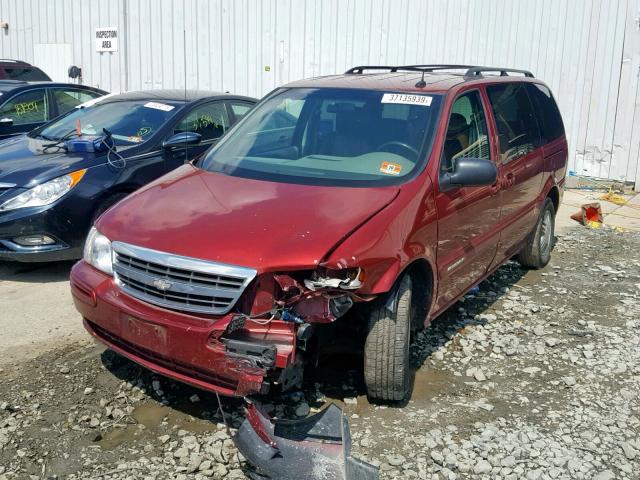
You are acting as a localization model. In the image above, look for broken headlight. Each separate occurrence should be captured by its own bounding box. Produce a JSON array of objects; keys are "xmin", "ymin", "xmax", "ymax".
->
[{"xmin": 304, "ymin": 267, "xmax": 364, "ymax": 291}]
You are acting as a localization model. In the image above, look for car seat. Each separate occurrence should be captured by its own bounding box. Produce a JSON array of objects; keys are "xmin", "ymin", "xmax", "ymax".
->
[{"xmin": 442, "ymin": 113, "xmax": 469, "ymax": 171}]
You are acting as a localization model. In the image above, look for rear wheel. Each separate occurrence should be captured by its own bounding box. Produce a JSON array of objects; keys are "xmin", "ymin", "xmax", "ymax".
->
[
  {"xmin": 517, "ymin": 197, "xmax": 555, "ymax": 269},
  {"xmin": 364, "ymin": 274, "xmax": 413, "ymax": 402}
]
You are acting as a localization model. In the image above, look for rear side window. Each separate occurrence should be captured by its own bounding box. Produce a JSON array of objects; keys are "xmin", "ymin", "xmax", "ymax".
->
[
  {"xmin": 3, "ymin": 67, "xmax": 50, "ymax": 81},
  {"xmin": 526, "ymin": 83, "xmax": 564, "ymax": 144},
  {"xmin": 487, "ymin": 83, "xmax": 541, "ymax": 163},
  {"xmin": 53, "ymin": 88, "xmax": 103, "ymax": 115},
  {"xmin": 229, "ymin": 102, "xmax": 253, "ymax": 121}
]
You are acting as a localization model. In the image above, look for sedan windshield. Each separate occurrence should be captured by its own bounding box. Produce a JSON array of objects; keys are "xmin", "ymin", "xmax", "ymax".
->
[
  {"xmin": 201, "ymin": 88, "xmax": 443, "ymax": 186},
  {"xmin": 31, "ymin": 100, "xmax": 180, "ymax": 146}
]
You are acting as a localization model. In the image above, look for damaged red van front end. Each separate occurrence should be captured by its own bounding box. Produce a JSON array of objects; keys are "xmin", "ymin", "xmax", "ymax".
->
[{"xmin": 70, "ymin": 164, "xmax": 402, "ymax": 397}]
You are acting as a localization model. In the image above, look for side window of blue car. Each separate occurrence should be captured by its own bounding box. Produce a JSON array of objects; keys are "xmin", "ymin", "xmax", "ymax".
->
[
  {"xmin": 174, "ymin": 102, "xmax": 229, "ymax": 142},
  {"xmin": 52, "ymin": 88, "xmax": 103, "ymax": 116},
  {"xmin": 0, "ymin": 90, "xmax": 49, "ymax": 125}
]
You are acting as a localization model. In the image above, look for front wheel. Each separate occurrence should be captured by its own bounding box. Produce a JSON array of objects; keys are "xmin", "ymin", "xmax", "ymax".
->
[
  {"xmin": 517, "ymin": 197, "xmax": 555, "ymax": 269},
  {"xmin": 364, "ymin": 274, "xmax": 413, "ymax": 402}
]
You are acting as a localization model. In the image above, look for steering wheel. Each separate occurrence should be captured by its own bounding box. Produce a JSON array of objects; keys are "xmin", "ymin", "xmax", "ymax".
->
[{"xmin": 377, "ymin": 141, "xmax": 419, "ymax": 157}]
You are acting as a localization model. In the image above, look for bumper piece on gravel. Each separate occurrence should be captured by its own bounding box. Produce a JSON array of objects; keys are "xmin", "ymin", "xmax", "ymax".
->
[{"xmin": 234, "ymin": 400, "xmax": 379, "ymax": 480}]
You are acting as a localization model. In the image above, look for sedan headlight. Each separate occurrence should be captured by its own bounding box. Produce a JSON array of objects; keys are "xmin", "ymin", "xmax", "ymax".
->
[
  {"xmin": 83, "ymin": 227, "xmax": 113, "ymax": 275},
  {"xmin": 0, "ymin": 169, "xmax": 86, "ymax": 211}
]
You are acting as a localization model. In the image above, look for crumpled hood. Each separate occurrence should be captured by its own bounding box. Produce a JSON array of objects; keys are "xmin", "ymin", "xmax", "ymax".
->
[
  {"xmin": 97, "ymin": 164, "xmax": 400, "ymax": 271},
  {"xmin": 0, "ymin": 135, "xmax": 105, "ymax": 187}
]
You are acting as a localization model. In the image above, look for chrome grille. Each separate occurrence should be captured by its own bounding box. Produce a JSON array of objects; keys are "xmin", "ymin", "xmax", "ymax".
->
[{"xmin": 112, "ymin": 242, "xmax": 257, "ymax": 315}]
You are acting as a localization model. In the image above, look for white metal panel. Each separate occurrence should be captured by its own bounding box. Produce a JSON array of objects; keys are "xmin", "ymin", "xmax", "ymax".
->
[
  {"xmin": 0, "ymin": 0, "xmax": 638, "ymax": 184},
  {"xmin": 33, "ymin": 43, "xmax": 72, "ymax": 81},
  {"xmin": 620, "ymin": 0, "xmax": 640, "ymax": 188}
]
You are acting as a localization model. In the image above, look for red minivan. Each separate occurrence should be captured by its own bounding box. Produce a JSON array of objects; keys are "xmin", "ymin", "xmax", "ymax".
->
[{"xmin": 71, "ymin": 65, "xmax": 567, "ymax": 402}]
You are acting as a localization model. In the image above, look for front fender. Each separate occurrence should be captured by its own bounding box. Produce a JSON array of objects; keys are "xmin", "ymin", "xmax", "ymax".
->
[{"xmin": 322, "ymin": 176, "xmax": 438, "ymax": 295}]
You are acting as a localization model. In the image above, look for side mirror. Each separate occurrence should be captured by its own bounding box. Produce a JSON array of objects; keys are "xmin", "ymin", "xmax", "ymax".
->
[
  {"xmin": 440, "ymin": 157, "xmax": 498, "ymax": 192},
  {"xmin": 0, "ymin": 117, "xmax": 14, "ymax": 127},
  {"xmin": 162, "ymin": 131, "xmax": 202, "ymax": 149}
]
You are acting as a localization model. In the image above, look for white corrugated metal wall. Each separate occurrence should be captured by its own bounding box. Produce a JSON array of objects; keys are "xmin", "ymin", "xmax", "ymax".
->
[{"xmin": 0, "ymin": 0, "xmax": 639, "ymax": 187}]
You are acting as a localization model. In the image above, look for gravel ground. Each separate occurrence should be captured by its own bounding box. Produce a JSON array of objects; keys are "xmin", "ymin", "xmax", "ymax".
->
[{"xmin": 1, "ymin": 225, "xmax": 639, "ymax": 480}]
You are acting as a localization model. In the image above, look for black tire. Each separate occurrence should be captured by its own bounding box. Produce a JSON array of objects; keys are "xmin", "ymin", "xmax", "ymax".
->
[
  {"xmin": 517, "ymin": 197, "xmax": 555, "ymax": 269},
  {"xmin": 364, "ymin": 274, "xmax": 413, "ymax": 402}
]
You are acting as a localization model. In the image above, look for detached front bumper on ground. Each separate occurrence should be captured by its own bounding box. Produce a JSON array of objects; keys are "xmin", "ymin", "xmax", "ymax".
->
[{"xmin": 234, "ymin": 400, "xmax": 379, "ymax": 480}]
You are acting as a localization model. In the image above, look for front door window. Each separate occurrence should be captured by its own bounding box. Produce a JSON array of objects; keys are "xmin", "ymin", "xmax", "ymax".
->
[
  {"xmin": 441, "ymin": 90, "xmax": 491, "ymax": 173},
  {"xmin": 174, "ymin": 102, "xmax": 229, "ymax": 142},
  {"xmin": 0, "ymin": 90, "xmax": 48, "ymax": 126}
]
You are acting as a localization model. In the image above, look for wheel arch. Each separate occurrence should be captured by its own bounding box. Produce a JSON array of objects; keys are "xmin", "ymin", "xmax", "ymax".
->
[
  {"xmin": 90, "ymin": 186, "xmax": 137, "ymax": 224},
  {"xmin": 373, "ymin": 257, "xmax": 436, "ymax": 332},
  {"xmin": 546, "ymin": 184, "xmax": 560, "ymax": 214},
  {"xmin": 403, "ymin": 258, "xmax": 435, "ymax": 331}
]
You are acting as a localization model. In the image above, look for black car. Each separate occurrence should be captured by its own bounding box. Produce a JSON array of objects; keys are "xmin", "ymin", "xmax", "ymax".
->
[
  {"xmin": 0, "ymin": 80, "xmax": 107, "ymax": 138},
  {"xmin": 0, "ymin": 89, "xmax": 256, "ymax": 261}
]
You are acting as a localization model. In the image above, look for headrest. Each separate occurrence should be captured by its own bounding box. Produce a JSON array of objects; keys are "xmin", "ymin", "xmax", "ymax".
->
[{"xmin": 447, "ymin": 113, "xmax": 468, "ymax": 137}]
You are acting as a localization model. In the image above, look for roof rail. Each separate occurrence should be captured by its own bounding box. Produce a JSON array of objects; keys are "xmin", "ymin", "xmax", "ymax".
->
[
  {"xmin": 345, "ymin": 65, "xmax": 426, "ymax": 74},
  {"xmin": 464, "ymin": 66, "xmax": 534, "ymax": 78},
  {"xmin": 401, "ymin": 64, "xmax": 477, "ymax": 71},
  {"xmin": 0, "ymin": 59, "xmax": 29, "ymax": 64},
  {"xmin": 345, "ymin": 64, "xmax": 534, "ymax": 78}
]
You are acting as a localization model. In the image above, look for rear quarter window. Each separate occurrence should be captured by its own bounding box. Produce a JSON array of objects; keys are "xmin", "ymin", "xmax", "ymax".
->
[
  {"xmin": 525, "ymin": 83, "xmax": 565, "ymax": 144},
  {"xmin": 53, "ymin": 88, "xmax": 103, "ymax": 115}
]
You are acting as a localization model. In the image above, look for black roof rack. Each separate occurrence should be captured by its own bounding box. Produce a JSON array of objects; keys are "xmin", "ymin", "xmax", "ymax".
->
[
  {"xmin": 464, "ymin": 66, "xmax": 534, "ymax": 78},
  {"xmin": 345, "ymin": 64, "xmax": 534, "ymax": 78}
]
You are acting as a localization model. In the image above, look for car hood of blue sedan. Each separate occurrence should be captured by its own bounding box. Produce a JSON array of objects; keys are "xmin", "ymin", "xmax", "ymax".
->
[{"xmin": 0, "ymin": 134, "xmax": 116, "ymax": 188}]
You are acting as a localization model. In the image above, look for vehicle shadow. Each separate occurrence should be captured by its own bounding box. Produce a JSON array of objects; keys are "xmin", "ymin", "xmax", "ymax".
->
[
  {"xmin": 0, "ymin": 260, "xmax": 74, "ymax": 283},
  {"xmin": 99, "ymin": 348, "xmax": 248, "ymax": 428}
]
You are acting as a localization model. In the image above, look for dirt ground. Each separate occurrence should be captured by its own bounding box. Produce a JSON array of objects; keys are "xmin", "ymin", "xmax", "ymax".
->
[
  {"xmin": 0, "ymin": 261, "xmax": 83, "ymax": 365},
  {"xmin": 1, "ymin": 224, "xmax": 639, "ymax": 480}
]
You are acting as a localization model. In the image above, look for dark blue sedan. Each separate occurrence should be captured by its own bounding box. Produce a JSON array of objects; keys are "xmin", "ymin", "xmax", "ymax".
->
[{"xmin": 0, "ymin": 90, "xmax": 256, "ymax": 262}]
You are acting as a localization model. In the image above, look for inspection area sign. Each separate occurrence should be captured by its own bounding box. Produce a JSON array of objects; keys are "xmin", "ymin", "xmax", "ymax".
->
[{"xmin": 95, "ymin": 27, "xmax": 118, "ymax": 52}]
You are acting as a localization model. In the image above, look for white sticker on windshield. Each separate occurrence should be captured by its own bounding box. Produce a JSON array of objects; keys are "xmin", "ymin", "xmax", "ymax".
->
[
  {"xmin": 381, "ymin": 93, "xmax": 432, "ymax": 106},
  {"xmin": 144, "ymin": 101, "xmax": 175, "ymax": 112}
]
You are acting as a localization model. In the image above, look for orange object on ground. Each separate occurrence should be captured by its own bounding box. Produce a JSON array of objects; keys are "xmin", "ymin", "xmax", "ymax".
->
[{"xmin": 571, "ymin": 202, "xmax": 603, "ymax": 225}]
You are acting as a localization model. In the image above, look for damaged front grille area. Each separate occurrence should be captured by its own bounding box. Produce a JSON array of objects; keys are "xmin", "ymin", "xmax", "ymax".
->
[{"xmin": 112, "ymin": 241, "xmax": 257, "ymax": 315}]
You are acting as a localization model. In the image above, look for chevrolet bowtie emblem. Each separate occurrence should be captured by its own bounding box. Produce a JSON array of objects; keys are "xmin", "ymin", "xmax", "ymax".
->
[{"xmin": 153, "ymin": 278, "xmax": 172, "ymax": 291}]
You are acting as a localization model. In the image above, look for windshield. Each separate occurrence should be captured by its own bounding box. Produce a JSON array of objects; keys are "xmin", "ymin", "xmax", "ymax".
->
[
  {"xmin": 200, "ymin": 88, "xmax": 443, "ymax": 186},
  {"xmin": 32, "ymin": 100, "xmax": 180, "ymax": 146}
]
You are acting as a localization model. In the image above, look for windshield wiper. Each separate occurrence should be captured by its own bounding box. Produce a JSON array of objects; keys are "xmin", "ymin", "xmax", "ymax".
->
[
  {"xmin": 31, "ymin": 133, "xmax": 54, "ymax": 141},
  {"xmin": 41, "ymin": 129, "xmax": 79, "ymax": 153}
]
